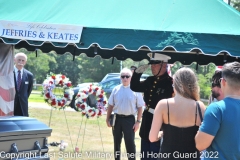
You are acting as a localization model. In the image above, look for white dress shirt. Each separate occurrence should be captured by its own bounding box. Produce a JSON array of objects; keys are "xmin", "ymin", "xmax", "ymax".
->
[
  {"xmin": 14, "ymin": 66, "xmax": 23, "ymax": 81},
  {"xmin": 108, "ymin": 84, "xmax": 145, "ymax": 115}
]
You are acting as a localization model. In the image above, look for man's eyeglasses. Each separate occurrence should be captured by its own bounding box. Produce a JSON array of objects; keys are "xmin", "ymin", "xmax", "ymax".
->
[{"xmin": 121, "ymin": 75, "xmax": 130, "ymax": 79}]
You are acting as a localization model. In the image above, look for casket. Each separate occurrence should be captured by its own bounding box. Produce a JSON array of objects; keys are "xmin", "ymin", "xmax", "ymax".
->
[{"xmin": 0, "ymin": 116, "xmax": 52, "ymax": 160}]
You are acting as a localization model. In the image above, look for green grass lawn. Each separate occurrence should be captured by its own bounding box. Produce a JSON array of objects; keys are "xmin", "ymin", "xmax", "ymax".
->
[
  {"xmin": 29, "ymin": 95, "xmax": 141, "ymax": 160},
  {"xmin": 29, "ymin": 93, "xmax": 45, "ymax": 102},
  {"xmin": 30, "ymin": 88, "xmax": 66, "ymax": 103}
]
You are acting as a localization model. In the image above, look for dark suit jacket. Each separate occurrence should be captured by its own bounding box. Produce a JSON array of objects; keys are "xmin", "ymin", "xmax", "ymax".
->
[
  {"xmin": 14, "ymin": 68, "xmax": 33, "ymax": 116},
  {"xmin": 130, "ymin": 71, "xmax": 173, "ymax": 141}
]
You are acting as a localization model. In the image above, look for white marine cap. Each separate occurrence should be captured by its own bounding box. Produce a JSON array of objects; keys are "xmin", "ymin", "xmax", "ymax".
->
[{"xmin": 147, "ymin": 53, "xmax": 171, "ymax": 64}]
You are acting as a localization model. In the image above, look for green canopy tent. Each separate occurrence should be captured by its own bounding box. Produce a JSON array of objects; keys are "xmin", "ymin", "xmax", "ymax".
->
[{"xmin": 0, "ymin": 0, "xmax": 240, "ymax": 65}]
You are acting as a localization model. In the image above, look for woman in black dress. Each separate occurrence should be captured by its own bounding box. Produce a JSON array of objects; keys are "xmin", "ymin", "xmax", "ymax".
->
[{"xmin": 149, "ymin": 67, "xmax": 206, "ymax": 160}]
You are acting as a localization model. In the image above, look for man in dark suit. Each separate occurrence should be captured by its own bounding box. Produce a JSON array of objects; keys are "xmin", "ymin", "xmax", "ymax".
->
[{"xmin": 14, "ymin": 52, "xmax": 33, "ymax": 116}]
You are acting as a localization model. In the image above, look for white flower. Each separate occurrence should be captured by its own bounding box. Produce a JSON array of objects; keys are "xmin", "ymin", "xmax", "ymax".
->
[
  {"xmin": 75, "ymin": 84, "xmax": 108, "ymax": 118},
  {"xmin": 42, "ymin": 73, "xmax": 73, "ymax": 109}
]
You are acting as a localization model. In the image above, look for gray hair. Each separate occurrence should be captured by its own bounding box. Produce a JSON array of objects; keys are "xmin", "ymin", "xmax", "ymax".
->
[
  {"xmin": 15, "ymin": 52, "xmax": 28, "ymax": 61},
  {"xmin": 173, "ymin": 67, "xmax": 200, "ymax": 101},
  {"xmin": 222, "ymin": 62, "xmax": 240, "ymax": 90},
  {"xmin": 120, "ymin": 68, "xmax": 132, "ymax": 76}
]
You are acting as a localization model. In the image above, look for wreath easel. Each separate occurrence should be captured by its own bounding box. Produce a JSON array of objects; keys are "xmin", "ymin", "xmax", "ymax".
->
[
  {"xmin": 74, "ymin": 84, "xmax": 108, "ymax": 154},
  {"xmin": 42, "ymin": 73, "xmax": 75, "ymax": 150},
  {"xmin": 43, "ymin": 76, "xmax": 108, "ymax": 155}
]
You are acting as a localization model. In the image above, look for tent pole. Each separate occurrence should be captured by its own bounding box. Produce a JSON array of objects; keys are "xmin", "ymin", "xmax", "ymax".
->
[
  {"xmin": 120, "ymin": 61, "xmax": 122, "ymax": 72},
  {"xmin": 223, "ymin": 53, "xmax": 227, "ymax": 64},
  {"xmin": 73, "ymin": 46, "xmax": 76, "ymax": 61},
  {"xmin": 112, "ymin": 57, "xmax": 115, "ymax": 64},
  {"xmin": 195, "ymin": 52, "xmax": 199, "ymax": 72},
  {"xmin": 94, "ymin": 44, "xmax": 98, "ymax": 54}
]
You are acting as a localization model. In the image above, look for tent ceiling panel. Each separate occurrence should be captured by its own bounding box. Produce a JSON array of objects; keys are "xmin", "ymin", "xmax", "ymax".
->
[{"xmin": 1, "ymin": 0, "xmax": 240, "ymax": 65}]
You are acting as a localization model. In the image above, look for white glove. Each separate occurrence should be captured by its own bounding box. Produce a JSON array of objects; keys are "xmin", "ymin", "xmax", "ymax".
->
[{"xmin": 135, "ymin": 65, "xmax": 149, "ymax": 73}]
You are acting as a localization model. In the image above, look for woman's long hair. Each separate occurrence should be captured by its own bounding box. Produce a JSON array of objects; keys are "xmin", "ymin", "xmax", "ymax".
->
[{"xmin": 173, "ymin": 68, "xmax": 200, "ymax": 101}]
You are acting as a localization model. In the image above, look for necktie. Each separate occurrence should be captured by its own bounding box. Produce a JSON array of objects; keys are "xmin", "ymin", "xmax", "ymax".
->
[{"xmin": 17, "ymin": 70, "xmax": 22, "ymax": 91}]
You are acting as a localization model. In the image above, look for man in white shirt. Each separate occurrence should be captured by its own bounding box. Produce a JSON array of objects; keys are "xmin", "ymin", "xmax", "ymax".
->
[{"xmin": 106, "ymin": 68, "xmax": 145, "ymax": 160}]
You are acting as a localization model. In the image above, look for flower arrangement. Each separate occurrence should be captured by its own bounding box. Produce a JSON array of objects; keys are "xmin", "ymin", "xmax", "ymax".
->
[
  {"xmin": 42, "ymin": 73, "xmax": 74, "ymax": 109},
  {"xmin": 75, "ymin": 84, "xmax": 108, "ymax": 118}
]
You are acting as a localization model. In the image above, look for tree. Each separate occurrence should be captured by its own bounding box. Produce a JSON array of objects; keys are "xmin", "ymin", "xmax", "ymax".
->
[
  {"xmin": 233, "ymin": 0, "xmax": 240, "ymax": 11},
  {"xmin": 77, "ymin": 54, "xmax": 120, "ymax": 83},
  {"xmin": 225, "ymin": 0, "xmax": 240, "ymax": 11},
  {"xmin": 122, "ymin": 58, "xmax": 152, "ymax": 75},
  {"xmin": 24, "ymin": 50, "xmax": 57, "ymax": 84},
  {"xmin": 49, "ymin": 53, "xmax": 82, "ymax": 86},
  {"xmin": 170, "ymin": 62, "xmax": 216, "ymax": 99},
  {"xmin": 170, "ymin": 61, "xmax": 183, "ymax": 76},
  {"xmin": 15, "ymin": 48, "xmax": 217, "ymax": 100}
]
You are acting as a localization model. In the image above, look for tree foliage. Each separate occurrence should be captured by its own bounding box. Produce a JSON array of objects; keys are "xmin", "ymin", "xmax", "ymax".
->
[
  {"xmin": 122, "ymin": 58, "xmax": 152, "ymax": 75},
  {"xmin": 16, "ymin": 49, "xmax": 57, "ymax": 84},
  {"xmin": 171, "ymin": 62, "xmax": 216, "ymax": 99},
  {"xmin": 232, "ymin": 0, "xmax": 240, "ymax": 11},
  {"xmin": 14, "ymin": 49, "xmax": 217, "ymax": 99},
  {"xmin": 76, "ymin": 54, "xmax": 120, "ymax": 83}
]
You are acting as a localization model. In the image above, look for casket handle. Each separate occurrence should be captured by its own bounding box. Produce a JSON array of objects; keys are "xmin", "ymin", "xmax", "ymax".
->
[
  {"xmin": 11, "ymin": 143, "xmax": 18, "ymax": 153},
  {"xmin": 34, "ymin": 141, "xmax": 41, "ymax": 153}
]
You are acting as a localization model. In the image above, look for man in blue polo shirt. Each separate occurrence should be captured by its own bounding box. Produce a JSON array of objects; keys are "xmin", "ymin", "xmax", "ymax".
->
[{"xmin": 195, "ymin": 62, "xmax": 240, "ymax": 160}]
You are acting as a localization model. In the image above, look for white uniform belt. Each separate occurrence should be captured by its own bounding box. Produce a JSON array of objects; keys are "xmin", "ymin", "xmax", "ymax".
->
[{"xmin": 146, "ymin": 107, "xmax": 154, "ymax": 114}]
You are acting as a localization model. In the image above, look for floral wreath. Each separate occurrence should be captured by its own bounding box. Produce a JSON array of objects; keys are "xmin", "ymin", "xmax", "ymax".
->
[
  {"xmin": 75, "ymin": 84, "xmax": 108, "ymax": 118},
  {"xmin": 42, "ymin": 73, "xmax": 74, "ymax": 109}
]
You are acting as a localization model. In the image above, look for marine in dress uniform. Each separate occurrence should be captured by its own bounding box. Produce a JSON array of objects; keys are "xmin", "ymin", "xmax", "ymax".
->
[{"xmin": 130, "ymin": 53, "xmax": 174, "ymax": 160}]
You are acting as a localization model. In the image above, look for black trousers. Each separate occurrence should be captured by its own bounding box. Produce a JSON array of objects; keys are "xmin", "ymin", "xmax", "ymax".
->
[{"xmin": 112, "ymin": 115, "xmax": 136, "ymax": 160}]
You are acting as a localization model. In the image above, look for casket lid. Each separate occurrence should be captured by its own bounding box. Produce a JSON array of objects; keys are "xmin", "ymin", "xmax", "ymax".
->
[{"xmin": 0, "ymin": 116, "xmax": 52, "ymax": 137}]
